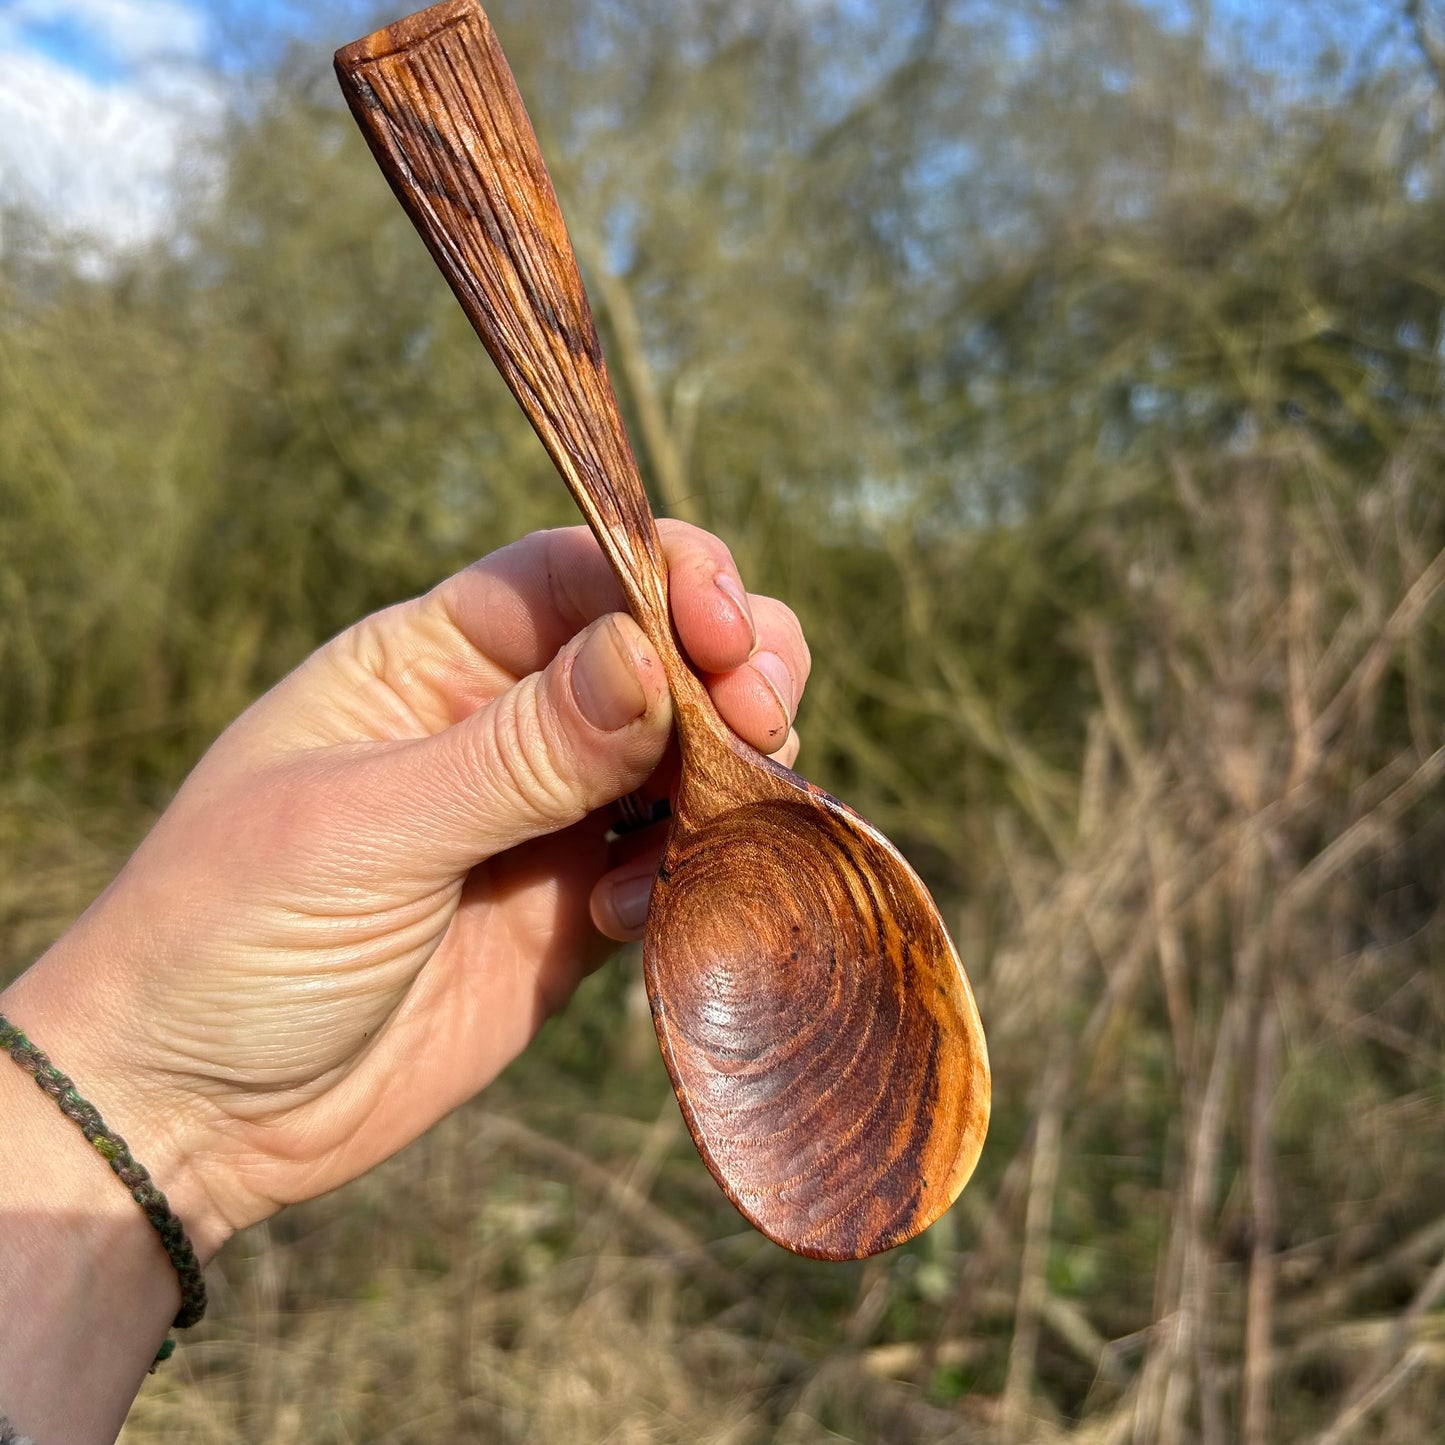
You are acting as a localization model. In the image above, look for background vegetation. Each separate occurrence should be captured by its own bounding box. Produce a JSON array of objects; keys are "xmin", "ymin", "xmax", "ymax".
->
[{"xmin": 3, "ymin": 0, "xmax": 1443, "ymax": 1439}]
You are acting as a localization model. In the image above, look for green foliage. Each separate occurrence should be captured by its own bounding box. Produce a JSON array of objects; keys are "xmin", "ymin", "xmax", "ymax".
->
[{"xmin": 3, "ymin": 1, "xmax": 1443, "ymax": 1440}]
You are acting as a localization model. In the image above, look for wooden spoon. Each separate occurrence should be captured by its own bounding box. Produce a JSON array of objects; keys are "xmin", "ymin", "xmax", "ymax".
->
[{"xmin": 336, "ymin": 0, "xmax": 989, "ymax": 1259}]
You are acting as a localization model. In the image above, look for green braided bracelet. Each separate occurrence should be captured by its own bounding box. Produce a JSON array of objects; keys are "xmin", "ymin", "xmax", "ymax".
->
[{"xmin": 0, "ymin": 1014, "xmax": 208, "ymax": 1343}]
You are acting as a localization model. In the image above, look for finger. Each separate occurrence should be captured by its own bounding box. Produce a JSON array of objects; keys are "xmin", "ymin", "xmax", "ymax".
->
[
  {"xmin": 432, "ymin": 520, "xmax": 757, "ymax": 681},
  {"xmin": 775, "ymin": 727, "xmax": 802, "ymax": 770},
  {"xmin": 664, "ymin": 532, "xmax": 757, "ymax": 674},
  {"xmin": 592, "ymin": 846, "xmax": 665, "ymax": 942},
  {"xmin": 380, "ymin": 613, "xmax": 675, "ymax": 870},
  {"xmin": 704, "ymin": 597, "xmax": 812, "ymax": 754},
  {"xmin": 621, "ymin": 736, "xmax": 682, "ymax": 822},
  {"xmin": 750, "ymin": 595, "xmax": 813, "ymax": 693}
]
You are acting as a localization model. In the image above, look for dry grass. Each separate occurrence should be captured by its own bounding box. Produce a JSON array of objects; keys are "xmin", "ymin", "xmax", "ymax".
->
[{"xmin": 0, "ymin": 438, "xmax": 1425, "ymax": 1443}]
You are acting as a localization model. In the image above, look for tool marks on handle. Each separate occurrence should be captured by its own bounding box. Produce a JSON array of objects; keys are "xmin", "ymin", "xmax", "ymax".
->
[{"xmin": 335, "ymin": 1, "xmax": 668, "ymax": 638}]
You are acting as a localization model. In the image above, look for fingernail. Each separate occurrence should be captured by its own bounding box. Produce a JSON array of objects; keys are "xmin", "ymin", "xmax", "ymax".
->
[
  {"xmin": 751, "ymin": 650, "xmax": 794, "ymax": 730},
  {"xmin": 572, "ymin": 618, "xmax": 649, "ymax": 732},
  {"xmin": 715, "ymin": 573, "xmax": 757, "ymax": 649},
  {"xmin": 612, "ymin": 872, "xmax": 655, "ymax": 932}
]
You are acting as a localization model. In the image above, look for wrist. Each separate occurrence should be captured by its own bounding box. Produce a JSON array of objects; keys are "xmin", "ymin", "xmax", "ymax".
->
[
  {"xmin": 0, "ymin": 1027, "xmax": 183, "ymax": 1442},
  {"xmin": 0, "ymin": 928, "xmax": 237, "ymax": 1265}
]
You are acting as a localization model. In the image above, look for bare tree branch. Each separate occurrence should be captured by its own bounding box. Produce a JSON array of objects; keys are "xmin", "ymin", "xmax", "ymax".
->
[
  {"xmin": 1243, "ymin": 1006, "xmax": 1280, "ymax": 1445},
  {"xmin": 1406, "ymin": 0, "xmax": 1445, "ymax": 96}
]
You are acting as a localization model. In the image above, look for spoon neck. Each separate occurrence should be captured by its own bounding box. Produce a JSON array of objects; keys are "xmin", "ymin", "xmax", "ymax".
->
[{"xmin": 671, "ymin": 700, "xmax": 775, "ymax": 829}]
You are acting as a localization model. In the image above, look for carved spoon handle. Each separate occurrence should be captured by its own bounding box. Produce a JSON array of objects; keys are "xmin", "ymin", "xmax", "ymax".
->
[{"xmin": 335, "ymin": 0, "xmax": 695, "ymax": 701}]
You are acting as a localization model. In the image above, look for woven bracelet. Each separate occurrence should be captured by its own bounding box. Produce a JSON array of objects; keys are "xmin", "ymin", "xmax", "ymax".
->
[
  {"xmin": 0, "ymin": 1411, "xmax": 37, "ymax": 1445},
  {"xmin": 0, "ymin": 1013, "xmax": 207, "ymax": 1352}
]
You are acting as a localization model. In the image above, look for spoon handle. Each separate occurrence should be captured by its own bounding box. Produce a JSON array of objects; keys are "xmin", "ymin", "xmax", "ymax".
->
[{"xmin": 335, "ymin": 0, "xmax": 696, "ymax": 702}]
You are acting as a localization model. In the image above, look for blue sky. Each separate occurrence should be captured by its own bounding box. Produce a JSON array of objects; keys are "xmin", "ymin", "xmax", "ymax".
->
[
  {"xmin": 0, "ymin": 0, "xmax": 1433, "ymax": 258},
  {"xmin": 1209, "ymin": 0, "xmax": 1422, "ymax": 90},
  {"xmin": 0, "ymin": 0, "xmax": 223, "ymax": 251},
  {"xmin": 0, "ymin": 0, "xmax": 372, "ymax": 256}
]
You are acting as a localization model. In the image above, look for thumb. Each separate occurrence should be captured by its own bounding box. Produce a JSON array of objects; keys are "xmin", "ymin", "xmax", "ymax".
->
[{"xmin": 391, "ymin": 613, "xmax": 673, "ymax": 867}]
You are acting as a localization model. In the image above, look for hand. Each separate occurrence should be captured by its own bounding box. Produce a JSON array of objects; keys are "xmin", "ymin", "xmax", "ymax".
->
[{"xmin": 1, "ymin": 522, "xmax": 810, "ymax": 1262}]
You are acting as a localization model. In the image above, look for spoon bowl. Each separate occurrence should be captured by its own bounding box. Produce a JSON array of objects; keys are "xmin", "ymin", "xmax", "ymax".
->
[
  {"xmin": 336, "ymin": 0, "xmax": 990, "ymax": 1257},
  {"xmin": 649, "ymin": 751, "xmax": 988, "ymax": 1257}
]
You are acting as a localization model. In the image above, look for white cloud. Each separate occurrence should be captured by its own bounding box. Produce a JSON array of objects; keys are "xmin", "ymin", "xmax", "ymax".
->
[
  {"xmin": 7, "ymin": 0, "xmax": 207, "ymax": 66},
  {"xmin": 0, "ymin": 0, "xmax": 219, "ymax": 258}
]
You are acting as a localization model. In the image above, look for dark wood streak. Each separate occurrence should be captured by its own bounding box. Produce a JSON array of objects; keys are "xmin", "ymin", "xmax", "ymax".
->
[{"xmin": 336, "ymin": 0, "xmax": 991, "ymax": 1260}]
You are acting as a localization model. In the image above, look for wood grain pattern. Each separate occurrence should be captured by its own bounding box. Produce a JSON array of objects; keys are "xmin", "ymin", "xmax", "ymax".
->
[
  {"xmin": 650, "ymin": 790, "xmax": 989, "ymax": 1257},
  {"xmin": 335, "ymin": 0, "xmax": 676, "ymax": 670},
  {"xmin": 336, "ymin": 0, "xmax": 990, "ymax": 1259}
]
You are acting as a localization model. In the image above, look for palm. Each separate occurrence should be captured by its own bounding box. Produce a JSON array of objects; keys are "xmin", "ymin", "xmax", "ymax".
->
[
  {"xmin": 118, "ymin": 525, "xmax": 807, "ymax": 1221},
  {"xmin": 208, "ymin": 819, "xmax": 620, "ymax": 1208},
  {"xmin": 144, "ymin": 674, "xmax": 631, "ymax": 1208}
]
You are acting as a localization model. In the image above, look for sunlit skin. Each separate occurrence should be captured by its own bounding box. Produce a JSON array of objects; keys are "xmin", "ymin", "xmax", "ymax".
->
[{"xmin": 0, "ymin": 521, "xmax": 809, "ymax": 1444}]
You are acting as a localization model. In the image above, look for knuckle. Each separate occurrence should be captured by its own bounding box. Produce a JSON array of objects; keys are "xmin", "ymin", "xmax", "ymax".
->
[
  {"xmin": 755, "ymin": 595, "xmax": 813, "ymax": 679},
  {"xmin": 469, "ymin": 681, "xmax": 585, "ymax": 827},
  {"xmin": 541, "ymin": 526, "xmax": 609, "ymax": 629},
  {"xmin": 776, "ymin": 606, "xmax": 812, "ymax": 678},
  {"xmin": 660, "ymin": 517, "xmax": 729, "ymax": 570}
]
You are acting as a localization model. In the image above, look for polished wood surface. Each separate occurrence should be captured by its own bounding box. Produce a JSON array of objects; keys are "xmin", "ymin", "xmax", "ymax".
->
[{"xmin": 336, "ymin": 0, "xmax": 990, "ymax": 1258}]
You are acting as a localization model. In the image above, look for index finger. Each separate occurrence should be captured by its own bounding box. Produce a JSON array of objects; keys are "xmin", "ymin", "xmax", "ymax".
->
[{"xmin": 433, "ymin": 520, "xmax": 758, "ymax": 680}]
